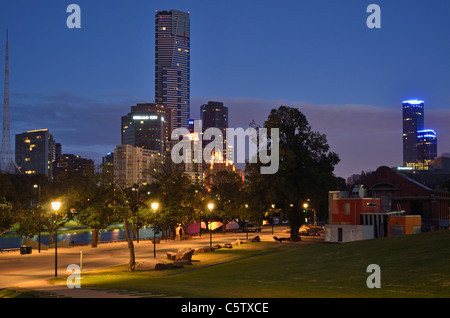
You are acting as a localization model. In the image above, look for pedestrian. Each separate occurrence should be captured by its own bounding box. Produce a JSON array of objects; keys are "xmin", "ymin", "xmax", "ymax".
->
[{"xmin": 179, "ymin": 227, "xmax": 183, "ymax": 240}]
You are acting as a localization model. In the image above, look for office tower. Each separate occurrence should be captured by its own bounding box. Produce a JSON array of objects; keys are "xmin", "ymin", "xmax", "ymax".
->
[
  {"xmin": 15, "ymin": 129, "xmax": 56, "ymax": 178},
  {"xmin": 101, "ymin": 152, "xmax": 114, "ymax": 185},
  {"xmin": 200, "ymin": 101, "xmax": 229, "ymax": 160},
  {"xmin": 121, "ymin": 103, "xmax": 173, "ymax": 155},
  {"xmin": 54, "ymin": 154, "xmax": 94, "ymax": 177},
  {"xmin": 402, "ymin": 99, "xmax": 424, "ymax": 165},
  {"xmin": 417, "ymin": 129, "xmax": 437, "ymax": 169},
  {"xmin": 113, "ymin": 144, "xmax": 162, "ymax": 189},
  {"xmin": 201, "ymin": 101, "xmax": 228, "ymax": 131},
  {"xmin": 155, "ymin": 10, "xmax": 190, "ymax": 129},
  {"xmin": 0, "ymin": 29, "xmax": 16, "ymax": 174}
]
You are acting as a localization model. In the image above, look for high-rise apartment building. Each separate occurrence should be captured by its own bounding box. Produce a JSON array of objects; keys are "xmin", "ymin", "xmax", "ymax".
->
[
  {"xmin": 121, "ymin": 103, "xmax": 173, "ymax": 155},
  {"xmin": 54, "ymin": 154, "xmax": 95, "ymax": 177},
  {"xmin": 15, "ymin": 129, "xmax": 56, "ymax": 178},
  {"xmin": 113, "ymin": 144, "xmax": 162, "ymax": 189},
  {"xmin": 402, "ymin": 99, "xmax": 424, "ymax": 165},
  {"xmin": 155, "ymin": 10, "xmax": 190, "ymax": 129}
]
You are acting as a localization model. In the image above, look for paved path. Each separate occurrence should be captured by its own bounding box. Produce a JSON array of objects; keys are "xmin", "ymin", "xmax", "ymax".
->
[{"xmin": 0, "ymin": 225, "xmax": 321, "ymax": 298}]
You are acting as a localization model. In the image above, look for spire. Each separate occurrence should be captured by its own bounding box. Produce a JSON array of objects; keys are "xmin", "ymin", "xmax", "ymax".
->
[{"xmin": 0, "ymin": 28, "xmax": 16, "ymax": 174}]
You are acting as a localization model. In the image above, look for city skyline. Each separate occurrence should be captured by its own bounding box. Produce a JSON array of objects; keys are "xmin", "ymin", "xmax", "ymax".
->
[{"xmin": 1, "ymin": 1, "xmax": 450, "ymax": 179}]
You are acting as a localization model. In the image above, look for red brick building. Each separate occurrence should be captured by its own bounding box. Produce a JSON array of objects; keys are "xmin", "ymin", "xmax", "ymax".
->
[{"xmin": 362, "ymin": 166, "xmax": 450, "ymax": 231}]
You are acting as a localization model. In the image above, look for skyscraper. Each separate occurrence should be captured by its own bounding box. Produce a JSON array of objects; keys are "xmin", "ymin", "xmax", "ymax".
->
[
  {"xmin": 121, "ymin": 103, "xmax": 173, "ymax": 155},
  {"xmin": 200, "ymin": 101, "xmax": 228, "ymax": 132},
  {"xmin": 402, "ymin": 99, "xmax": 424, "ymax": 165},
  {"xmin": 15, "ymin": 129, "xmax": 56, "ymax": 178},
  {"xmin": 417, "ymin": 129, "xmax": 437, "ymax": 168},
  {"xmin": 155, "ymin": 10, "xmax": 190, "ymax": 129},
  {"xmin": 200, "ymin": 101, "xmax": 229, "ymax": 159}
]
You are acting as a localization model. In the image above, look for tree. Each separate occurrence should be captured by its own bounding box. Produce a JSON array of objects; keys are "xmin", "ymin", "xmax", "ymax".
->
[
  {"xmin": 150, "ymin": 160, "xmax": 195, "ymax": 239},
  {"xmin": 245, "ymin": 106, "xmax": 340, "ymax": 241},
  {"xmin": 111, "ymin": 190, "xmax": 136, "ymax": 271},
  {"xmin": 206, "ymin": 170, "xmax": 244, "ymax": 233},
  {"xmin": 0, "ymin": 201, "xmax": 14, "ymax": 236},
  {"xmin": 75, "ymin": 184, "xmax": 118, "ymax": 247}
]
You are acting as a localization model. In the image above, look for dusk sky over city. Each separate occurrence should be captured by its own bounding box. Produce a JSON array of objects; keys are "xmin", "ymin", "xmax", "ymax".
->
[{"xmin": 1, "ymin": 0, "xmax": 450, "ymax": 179}]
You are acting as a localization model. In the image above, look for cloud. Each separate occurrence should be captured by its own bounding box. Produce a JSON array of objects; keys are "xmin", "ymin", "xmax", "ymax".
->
[
  {"xmin": 7, "ymin": 92, "xmax": 450, "ymax": 178},
  {"xmin": 9, "ymin": 91, "xmax": 134, "ymax": 164},
  {"xmin": 193, "ymin": 96, "xmax": 450, "ymax": 179}
]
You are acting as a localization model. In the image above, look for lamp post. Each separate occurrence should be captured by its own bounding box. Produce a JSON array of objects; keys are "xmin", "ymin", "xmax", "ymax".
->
[
  {"xmin": 271, "ymin": 204, "xmax": 275, "ymax": 234},
  {"xmin": 51, "ymin": 201, "xmax": 61, "ymax": 277},
  {"xmin": 303, "ymin": 202, "xmax": 309, "ymax": 224},
  {"xmin": 208, "ymin": 203, "xmax": 214, "ymax": 250},
  {"xmin": 34, "ymin": 184, "xmax": 41, "ymax": 253},
  {"xmin": 303, "ymin": 201, "xmax": 316, "ymax": 228},
  {"xmin": 151, "ymin": 202, "xmax": 159, "ymax": 258},
  {"xmin": 245, "ymin": 204, "xmax": 249, "ymax": 240}
]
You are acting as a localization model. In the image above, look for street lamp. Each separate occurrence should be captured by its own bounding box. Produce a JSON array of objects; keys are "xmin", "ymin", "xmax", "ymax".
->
[
  {"xmin": 271, "ymin": 204, "xmax": 275, "ymax": 234},
  {"xmin": 245, "ymin": 204, "xmax": 249, "ymax": 240},
  {"xmin": 33, "ymin": 184, "xmax": 41, "ymax": 253},
  {"xmin": 151, "ymin": 202, "xmax": 159, "ymax": 258},
  {"xmin": 51, "ymin": 201, "xmax": 61, "ymax": 277},
  {"xmin": 303, "ymin": 202, "xmax": 309, "ymax": 224},
  {"xmin": 207, "ymin": 203, "xmax": 214, "ymax": 250},
  {"xmin": 303, "ymin": 201, "xmax": 316, "ymax": 228}
]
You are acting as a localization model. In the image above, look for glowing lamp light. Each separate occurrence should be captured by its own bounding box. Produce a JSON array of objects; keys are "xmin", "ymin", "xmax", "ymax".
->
[
  {"xmin": 151, "ymin": 202, "xmax": 159, "ymax": 211},
  {"xmin": 208, "ymin": 203, "xmax": 214, "ymax": 211},
  {"xmin": 51, "ymin": 202, "xmax": 61, "ymax": 211}
]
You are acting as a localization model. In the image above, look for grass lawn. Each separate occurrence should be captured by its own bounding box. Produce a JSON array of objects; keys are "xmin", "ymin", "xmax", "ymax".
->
[{"xmin": 52, "ymin": 230, "xmax": 450, "ymax": 298}]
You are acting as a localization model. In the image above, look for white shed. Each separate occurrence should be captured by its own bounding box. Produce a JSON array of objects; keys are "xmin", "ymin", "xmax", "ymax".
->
[{"xmin": 324, "ymin": 224, "xmax": 374, "ymax": 243}]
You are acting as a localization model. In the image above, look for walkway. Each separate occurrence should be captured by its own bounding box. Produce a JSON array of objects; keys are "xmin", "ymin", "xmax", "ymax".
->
[{"xmin": 1, "ymin": 225, "xmax": 321, "ymax": 298}]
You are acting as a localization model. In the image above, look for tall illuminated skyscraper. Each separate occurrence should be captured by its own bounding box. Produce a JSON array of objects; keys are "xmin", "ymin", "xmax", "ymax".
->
[
  {"xmin": 155, "ymin": 10, "xmax": 190, "ymax": 129},
  {"xmin": 417, "ymin": 129, "xmax": 437, "ymax": 165},
  {"xmin": 402, "ymin": 99, "xmax": 424, "ymax": 165}
]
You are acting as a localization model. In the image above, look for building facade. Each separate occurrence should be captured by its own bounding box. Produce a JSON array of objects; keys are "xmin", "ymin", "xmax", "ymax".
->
[
  {"xmin": 113, "ymin": 144, "xmax": 162, "ymax": 189},
  {"xmin": 363, "ymin": 166, "xmax": 450, "ymax": 231},
  {"xmin": 155, "ymin": 10, "xmax": 190, "ymax": 129},
  {"xmin": 402, "ymin": 99, "xmax": 424, "ymax": 166},
  {"xmin": 15, "ymin": 129, "xmax": 56, "ymax": 178},
  {"xmin": 54, "ymin": 154, "xmax": 94, "ymax": 177},
  {"xmin": 416, "ymin": 129, "xmax": 437, "ymax": 169},
  {"xmin": 121, "ymin": 103, "xmax": 173, "ymax": 155}
]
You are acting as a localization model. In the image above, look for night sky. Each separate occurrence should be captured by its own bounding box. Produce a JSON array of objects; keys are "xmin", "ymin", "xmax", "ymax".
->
[{"xmin": 1, "ymin": 0, "xmax": 449, "ymax": 179}]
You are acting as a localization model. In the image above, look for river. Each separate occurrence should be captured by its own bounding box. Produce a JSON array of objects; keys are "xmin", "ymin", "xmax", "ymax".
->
[{"xmin": 0, "ymin": 227, "xmax": 162, "ymax": 250}]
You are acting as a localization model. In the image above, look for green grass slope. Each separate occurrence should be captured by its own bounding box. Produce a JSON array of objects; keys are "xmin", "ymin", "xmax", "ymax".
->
[{"xmin": 69, "ymin": 231, "xmax": 450, "ymax": 298}]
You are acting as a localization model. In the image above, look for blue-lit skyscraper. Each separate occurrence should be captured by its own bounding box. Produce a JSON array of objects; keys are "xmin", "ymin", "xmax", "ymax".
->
[
  {"xmin": 417, "ymin": 129, "xmax": 437, "ymax": 164},
  {"xmin": 155, "ymin": 10, "xmax": 190, "ymax": 129},
  {"xmin": 402, "ymin": 99, "xmax": 424, "ymax": 165}
]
